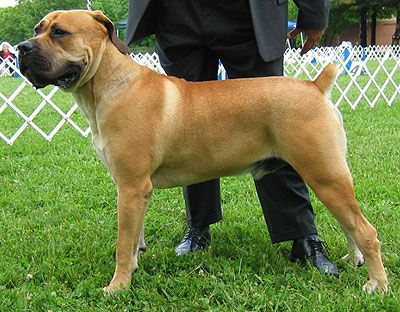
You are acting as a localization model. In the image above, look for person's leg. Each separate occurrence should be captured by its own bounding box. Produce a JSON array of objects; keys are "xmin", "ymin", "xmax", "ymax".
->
[
  {"xmin": 254, "ymin": 164, "xmax": 317, "ymax": 243},
  {"xmin": 155, "ymin": 0, "xmax": 222, "ymax": 255},
  {"xmin": 221, "ymin": 56, "xmax": 318, "ymax": 243},
  {"xmin": 209, "ymin": 4, "xmax": 338, "ymax": 275}
]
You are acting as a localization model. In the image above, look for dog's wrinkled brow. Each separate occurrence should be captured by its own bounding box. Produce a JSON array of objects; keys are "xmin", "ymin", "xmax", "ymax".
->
[
  {"xmin": 50, "ymin": 23, "xmax": 64, "ymax": 31},
  {"xmin": 34, "ymin": 20, "xmax": 49, "ymax": 34}
]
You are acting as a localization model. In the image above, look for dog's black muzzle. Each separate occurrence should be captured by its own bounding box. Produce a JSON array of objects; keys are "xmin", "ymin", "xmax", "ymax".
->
[
  {"xmin": 18, "ymin": 39, "xmax": 83, "ymax": 89},
  {"xmin": 18, "ymin": 39, "xmax": 53, "ymax": 88}
]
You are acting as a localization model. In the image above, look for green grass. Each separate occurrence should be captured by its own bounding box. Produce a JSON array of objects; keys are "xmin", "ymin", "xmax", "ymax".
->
[{"xmin": 0, "ymin": 75, "xmax": 399, "ymax": 311}]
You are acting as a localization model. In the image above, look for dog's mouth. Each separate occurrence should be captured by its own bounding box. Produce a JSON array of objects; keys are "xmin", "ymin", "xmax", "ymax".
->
[
  {"xmin": 19, "ymin": 55, "xmax": 83, "ymax": 89},
  {"xmin": 54, "ymin": 64, "xmax": 83, "ymax": 89}
]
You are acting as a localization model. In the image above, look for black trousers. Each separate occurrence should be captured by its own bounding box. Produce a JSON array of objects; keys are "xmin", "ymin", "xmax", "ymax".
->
[{"xmin": 155, "ymin": 0, "xmax": 317, "ymax": 243}]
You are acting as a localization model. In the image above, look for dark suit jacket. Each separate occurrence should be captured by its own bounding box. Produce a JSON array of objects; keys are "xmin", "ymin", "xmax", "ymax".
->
[{"xmin": 125, "ymin": 0, "xmax": 329, "ymax": 62}]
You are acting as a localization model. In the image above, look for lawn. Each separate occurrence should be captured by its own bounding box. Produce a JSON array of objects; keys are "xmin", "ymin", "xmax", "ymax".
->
[{"xmin": 0, "ymin": 74, "xmax": 399, "ymax": 311}]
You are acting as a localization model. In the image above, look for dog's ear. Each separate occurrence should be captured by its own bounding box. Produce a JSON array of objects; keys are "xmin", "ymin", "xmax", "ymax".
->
[{"xmin": 90, "ymin": 10, "xmax": 129, "ymax": 54}]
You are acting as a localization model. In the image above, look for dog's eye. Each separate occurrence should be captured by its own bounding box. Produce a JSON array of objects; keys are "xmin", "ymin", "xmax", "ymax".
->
[
  {"xmin": 52, "ymin": 28, "xmax": 69, "ymax": 37},
  {"xmin": 33, "ymin": 27, "xmax": 40, "ymax": 36}
]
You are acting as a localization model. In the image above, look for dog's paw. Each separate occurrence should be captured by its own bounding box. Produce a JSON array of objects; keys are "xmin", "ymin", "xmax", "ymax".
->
[
  {"xmin": 103, "ymin": 283, "xmax": 129, "ymax": 296},
  {"xmin": 103, "ymin": 276, "xmax": 131, "ymax": 296},
  {"xmin": 341, "ymin": 252, "xmax": 365, "ymax": 267},
  {"xmin": 103, "ymin": 286, "xmax": 117, "ymax": 296},
  {"xmin": 362, "ymin": 279, "xmax": 389, "ymax": 295}
]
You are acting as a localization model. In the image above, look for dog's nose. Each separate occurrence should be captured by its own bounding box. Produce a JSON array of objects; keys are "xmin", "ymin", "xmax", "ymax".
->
[{"xmin": 17, "ymin": 40, "xmax": 35, "ymax": 55}]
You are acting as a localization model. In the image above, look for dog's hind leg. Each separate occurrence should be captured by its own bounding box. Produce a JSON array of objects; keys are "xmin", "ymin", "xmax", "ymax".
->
[
  {"xmin": 279, "ymin": 108, "xmax": 388, "ymax": 293},
  {"xmin": 340, "ymin": 227, "xmax": 365, "ymax": 267},
  {"xmin": 303, "ymin": 170, "xmax": 388, "ymax": 293},
  {"xmin": 139, "ymin": 224, "xmax": 147, "ymax": 252},
  {"xmin": 133, "ymin": 222, "xmax": 147, "ymax": 273}
]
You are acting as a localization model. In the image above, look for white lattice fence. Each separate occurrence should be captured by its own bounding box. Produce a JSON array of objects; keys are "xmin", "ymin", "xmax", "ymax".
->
[
  {"xmin": 0, "ymin": 56, "xmax": 90, "ymax": 145},
  {"xmin": 0, "ymin": 56, "xmax": 18, "ymax": 78},
  {"xmin": 284, "ymin": 45, "xmax": 400, "ymax": 108},
  {"xmin": 0, "ymin": 45, "xmax": 399, "ymax": 145}
]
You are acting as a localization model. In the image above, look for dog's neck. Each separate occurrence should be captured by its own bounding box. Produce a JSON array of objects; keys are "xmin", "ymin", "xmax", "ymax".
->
[{"xmin": 72, "ymin": 40, "xmax": 141, "ymax": 135}]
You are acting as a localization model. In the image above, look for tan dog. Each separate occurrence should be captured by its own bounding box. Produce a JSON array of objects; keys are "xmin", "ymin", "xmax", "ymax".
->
[{"xmin": 18, "ymin": 10, "xmax": 388, "ymax": 294}]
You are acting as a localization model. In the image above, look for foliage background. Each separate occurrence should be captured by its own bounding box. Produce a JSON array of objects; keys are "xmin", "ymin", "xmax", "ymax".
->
[
  {"xmin": 0, "ymin": 0, "xmax": 128, "ymax": 46},
  {"xmin": 0, "ymin": 0, "xmax": 398, "ymax": 51}
]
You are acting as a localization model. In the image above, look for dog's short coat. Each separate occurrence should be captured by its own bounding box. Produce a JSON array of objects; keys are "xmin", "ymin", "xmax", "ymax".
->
[{"xmin": 18, "ymin": 10, "xmax": 388, "ymax": 294}]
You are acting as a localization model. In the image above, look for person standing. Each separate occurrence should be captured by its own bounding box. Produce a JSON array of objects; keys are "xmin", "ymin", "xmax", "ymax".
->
[
  {"xmin": 125, "ymin": 0, "xmax": 338, "ymax": 276},
  {"xmin": 1, "ymin": 43, "xmax": 16, "ymax": 75}
]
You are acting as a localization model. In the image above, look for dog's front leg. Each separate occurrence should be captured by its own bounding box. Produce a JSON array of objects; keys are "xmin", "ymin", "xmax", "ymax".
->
[{"xmin": 104, "ymin": 181, "xmax": 152, "ymax": 294}]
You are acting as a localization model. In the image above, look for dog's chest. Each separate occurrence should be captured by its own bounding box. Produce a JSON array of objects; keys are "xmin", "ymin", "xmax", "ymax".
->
[
  {"xmin": 76, "ymin": 99, "xmax": 110, "ymax": 169},
  {"xmin": 93, "ymin": 133, "xmax": 108, "ymax": 168}
]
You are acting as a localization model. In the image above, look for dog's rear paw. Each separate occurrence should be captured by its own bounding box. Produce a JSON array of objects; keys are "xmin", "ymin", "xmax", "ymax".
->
[{"xmin": 341, "ymin": 253, "xmax": 365, "ymax": 267}]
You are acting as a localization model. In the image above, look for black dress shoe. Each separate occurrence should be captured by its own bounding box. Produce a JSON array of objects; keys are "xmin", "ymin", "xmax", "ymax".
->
[
  {"xmin": 175, "ymin": 225, "xmax": 211, "ymax": 256},
  {"xmin": 290, "ymin": 234, "xmax": 339, "ymax": 277}
]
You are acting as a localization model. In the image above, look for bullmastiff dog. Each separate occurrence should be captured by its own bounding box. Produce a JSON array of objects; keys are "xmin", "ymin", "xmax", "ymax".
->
[{"xmin": 18, "ymin": 10, "xmax": 388, "ymax": 294}]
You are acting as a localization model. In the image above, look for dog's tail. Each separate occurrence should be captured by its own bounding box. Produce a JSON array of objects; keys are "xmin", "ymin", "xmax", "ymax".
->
[{"xmin": 313, "ymin": 64, "xmax": 338, "ymax": 95}]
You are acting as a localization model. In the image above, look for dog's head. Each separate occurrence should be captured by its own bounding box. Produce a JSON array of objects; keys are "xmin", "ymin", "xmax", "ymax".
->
[{"xmin": 18, "ymin": 10, "xmax": 128, "ymax": 91}]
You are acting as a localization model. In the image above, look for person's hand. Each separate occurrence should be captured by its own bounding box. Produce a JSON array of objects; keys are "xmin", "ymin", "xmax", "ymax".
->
[{"xmin": 287, "ymin": 28, "xmax": 324, "ymax": 56}]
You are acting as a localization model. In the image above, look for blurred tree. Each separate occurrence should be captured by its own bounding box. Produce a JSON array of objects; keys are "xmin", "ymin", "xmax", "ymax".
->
[
  {"xmin": 0, "ymin": 0, "xmax": 86, "ymax": 45},
  {"xmin": 0, "ymin": 0, "xmax": 398, "ymax": 48},
  {"xmin": 393, "ymin": 11, "xmax": 400, "ymax": 45},
  {"xmin": 390, "ymin": 0, "xmax": 400, "ymax": 45},
  {"xmin": 323, "ymin": 0, "xmax": 397, "ymax": 46},
  {"xmin": 92, "ymin": 0, "xmax": 128, "ymax": 24},
  {"xmin": 368, "ymin": 0, "xmax": 397, "ymax": 45},
  {"xmin": 359, "ymin": 1, "xmax": 368, "ymax": 47}
]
